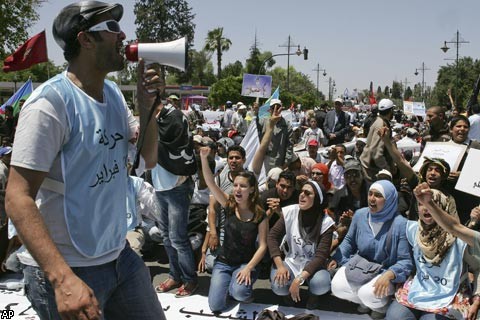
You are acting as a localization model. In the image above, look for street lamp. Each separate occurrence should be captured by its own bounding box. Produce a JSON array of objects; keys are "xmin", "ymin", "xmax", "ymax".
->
[
  {"xmin": 278, "ymin": 35, "xmax": 307, "ymax": 91},
  {"xmin": 327, "ymin": 77, "xmax": 335, "ymax": 101},
  {"xmin": 414, "ymin": 62, "xmax": 429, "ymax": 100},
  {"xmin": 313, "ymin": 63, "xmax": 327, "ymax": 99},
  {"xmin": 441, "ymin": 30, "xmax": 469, "ymax": 107}
]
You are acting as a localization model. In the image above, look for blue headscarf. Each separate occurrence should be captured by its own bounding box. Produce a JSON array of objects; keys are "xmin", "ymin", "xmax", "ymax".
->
[{"xmin": 368, "ymin": 180, "xmax": 398, "ymax": 223}]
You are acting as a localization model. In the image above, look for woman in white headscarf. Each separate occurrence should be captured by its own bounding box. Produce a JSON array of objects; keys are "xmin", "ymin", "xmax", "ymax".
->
[
  {"xmin": 268, "ymin": 180, "xmax": 335, "ymax": 309},
  {"xmin": 328, "ymin": 180, "xmax": 413, "ymax": 317}
]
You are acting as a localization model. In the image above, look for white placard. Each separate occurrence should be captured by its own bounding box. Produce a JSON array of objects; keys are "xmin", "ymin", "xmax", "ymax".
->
[
  {"xmin": 412, "ymin": 142, "xmax": 467, "ymax": 173},
  {"xmin": 455, "ymin": 148, "xmax": 480, "ymax": 197}
]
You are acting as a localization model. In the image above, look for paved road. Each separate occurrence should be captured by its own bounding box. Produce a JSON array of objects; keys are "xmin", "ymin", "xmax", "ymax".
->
[{"xmin": 145, "ymin": 246, "xmax": 363, "ymax": 317}]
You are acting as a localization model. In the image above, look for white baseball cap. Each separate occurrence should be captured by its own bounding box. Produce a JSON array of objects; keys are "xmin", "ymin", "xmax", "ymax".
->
[{"xmin": 378, "ymin": 99, "xmax": 394, "ymax": 111}]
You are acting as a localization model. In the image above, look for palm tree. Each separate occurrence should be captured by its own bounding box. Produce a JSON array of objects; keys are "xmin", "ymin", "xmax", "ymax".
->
[{"xmin": 204, "ymin": 27, "xmax": 232, "ymax": 79}]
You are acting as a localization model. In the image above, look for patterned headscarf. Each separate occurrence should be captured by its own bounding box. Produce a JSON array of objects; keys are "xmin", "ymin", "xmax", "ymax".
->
[
  {"xmin": 416, "ymin": 189, "xmax": 456, "ymax": 266},
  {"xmin": 368, "ymin": 180, "xmax": 398, "ymax": 223}
]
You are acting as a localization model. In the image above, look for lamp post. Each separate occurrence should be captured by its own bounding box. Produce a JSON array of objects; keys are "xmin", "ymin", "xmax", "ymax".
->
[
  {"xmin": 312, "ymin": 63, "xmax": 326, "ymax": 99},
  {"xmin": 278, "ymin": 35, "xmax": 305, "ymax": 91},
  {"xmin": 414, "ymin": 62, "xmax": 429, "ymax": 100},
  {"xmin": 327, "ymin": 77, "xmax": 336, "ymax": 101},
  {"xmin": 441, "ymin": 30, "xmax": 469, "ymax": 107}
]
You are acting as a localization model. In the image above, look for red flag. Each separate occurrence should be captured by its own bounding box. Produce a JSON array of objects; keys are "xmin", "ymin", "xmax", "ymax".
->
[
  {"xmin": 369, "ymin": 81, "xmax": 377, "ymax": 105},
  {"xmin": 3, "ymin": 31, "xmax": 48, "ymax": 72}
]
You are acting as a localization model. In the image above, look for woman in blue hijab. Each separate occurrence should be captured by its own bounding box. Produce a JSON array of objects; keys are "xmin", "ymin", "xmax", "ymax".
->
[{"xmin": 328, "ymin": 180, "xmax": 413, "ymax": 318}]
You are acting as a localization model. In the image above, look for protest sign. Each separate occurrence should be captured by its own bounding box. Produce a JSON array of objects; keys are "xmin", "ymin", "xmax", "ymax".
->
[
  {"xmin": 455, "ymin": 148, "xmax": 480, "ymax": 197},
  {"xmin": 412, "ymin": 142, "xmax": 467, "ymax": 173},
  {"xmin": 241, "ymin": 74, "xmax": 272, "ymax": 98}
]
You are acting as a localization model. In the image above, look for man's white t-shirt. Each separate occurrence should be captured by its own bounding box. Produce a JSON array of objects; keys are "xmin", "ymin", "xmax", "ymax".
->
[{"xmin": 12, "ymin": 83, "xmax": 137, "ymax": 267}]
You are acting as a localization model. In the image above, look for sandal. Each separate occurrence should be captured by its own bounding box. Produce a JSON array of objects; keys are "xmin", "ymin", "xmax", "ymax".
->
[
  {"xmin": 175, "ymin": 282, "xmax": 198, "ymax": 298},
  {"xmin": 155, "ymin": 278, "xmax": 182, "ymax": 293}
]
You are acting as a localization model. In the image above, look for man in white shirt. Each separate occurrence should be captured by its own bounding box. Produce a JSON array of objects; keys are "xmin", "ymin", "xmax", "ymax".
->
[
  {"xmin": 468, "ymin": 104, "xmax": 480, "ymax": 141},
  {"xmin": 6, "ymin": 2, "xmax": 165, "ymax": 319}
]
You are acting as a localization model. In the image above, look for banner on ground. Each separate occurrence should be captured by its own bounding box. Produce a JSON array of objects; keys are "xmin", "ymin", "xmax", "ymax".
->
[
  {"xmin": 455, "ymin": 148, "xmax": 480, "ymax": 197},
  {"xmin": 241, "ymin": 74, "xmax": 272, "ymax": 98},
  {"xmin": 403, "ymin": 101, "xmax": 426, "ymax": 117}
]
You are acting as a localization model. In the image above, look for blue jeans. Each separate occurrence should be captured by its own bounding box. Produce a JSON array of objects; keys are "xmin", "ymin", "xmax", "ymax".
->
[
  {"xmin": 23, "ymin": 244, "xmax": 165, "ymax": 320},
  {"xmin": 386, "ymin": 300, "xmax": 451, "ymax": 320},
  {"xmin": 208, "ymin": 261, "xmax": 258, "ymax": 312},
  {"xmin": 270, "ymin": 262, "xmax": 331, "ymax": 296},
  {"xmin": 156, "ymin": 178, "xmax": 197, "ymax": 284}
]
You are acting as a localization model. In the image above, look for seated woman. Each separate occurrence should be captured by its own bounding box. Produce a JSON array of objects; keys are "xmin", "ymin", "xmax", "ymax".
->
[
  {"xmin": 199, "ymin": 146, "xmax": 268, "ymax": 313},
  {"xmin": 386, "ymin": 188, "xmax": 480, "ymax": 320},
  {"xmin": 328, "ymin": 180, "xmax": 413, "ymax": 318},
  {"xmin": 268, "ymin": 180, "xmax": 335, "ymax": 309}
]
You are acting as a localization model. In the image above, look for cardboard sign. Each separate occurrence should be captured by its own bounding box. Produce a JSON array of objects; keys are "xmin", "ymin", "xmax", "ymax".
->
[
  {"xmin": 455, "ymin": 148, "xmax": 480, "ymax": 197},
  {"xmin": 241, "ymin": 74, "xmax": 272, "ymax": 98},
  {"xmin": 412, "ymin": 142, "xmax": 467, "ymax": 173}
]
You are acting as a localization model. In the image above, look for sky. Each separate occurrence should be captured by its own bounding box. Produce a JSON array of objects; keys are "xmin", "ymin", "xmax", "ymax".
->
[{"xmin": 29, "ymin": 0, "xmax": 480, "ymax": 99}]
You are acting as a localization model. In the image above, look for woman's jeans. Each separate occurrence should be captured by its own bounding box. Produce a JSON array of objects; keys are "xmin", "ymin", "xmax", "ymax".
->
[
  {"xmin": 270, "ymin": 261, "xmax": 331, "ymax": 296},
  {"xmin": 208, "ymin": 261, "xmax": 258, "ymax": 312}
]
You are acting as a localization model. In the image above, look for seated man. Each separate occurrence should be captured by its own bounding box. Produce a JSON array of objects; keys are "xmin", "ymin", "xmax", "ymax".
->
[
  {"xmin": 328, "ymin": 159, "xmax": 370, "ymax": 251},
  {"xmin": 260, "ymin": 170, "xmax": 299, "ymax": 229}
]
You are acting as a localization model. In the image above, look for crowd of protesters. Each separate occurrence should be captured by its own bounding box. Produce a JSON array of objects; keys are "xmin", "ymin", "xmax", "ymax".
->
[{"xmin": 1, "ymin": 2, "xmax": 480, "ymax": 320}]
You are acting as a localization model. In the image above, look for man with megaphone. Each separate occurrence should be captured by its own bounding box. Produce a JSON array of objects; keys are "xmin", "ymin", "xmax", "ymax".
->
[{"xmin": 5, "ymin": 1, "xmax": 166, "ymax": 320}]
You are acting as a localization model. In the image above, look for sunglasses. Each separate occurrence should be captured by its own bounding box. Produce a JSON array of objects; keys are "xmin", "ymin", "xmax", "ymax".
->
[
  {"xmin": 345, "ymin": 171, "xmax": 360, "ymax": 179},
  {"xmin": 311, "ymin": 171, "xmax": 323, "ymax": 176},
  {"xmin": 87, "ymin": 20, "xmax": 121, "ymax": 34}
]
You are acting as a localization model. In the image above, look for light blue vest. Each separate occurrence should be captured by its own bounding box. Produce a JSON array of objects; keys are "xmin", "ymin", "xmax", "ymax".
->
[
  {"xmin": 406, "ymin": 221, "xmax": 467, "ymax": 309},
  {"xmin": 126, "ymin": 176, "xmax": 144, "ymax": 230},
  {"xmin": 36, "ymin": 72, "xmax": 129, "ymax": 258}
]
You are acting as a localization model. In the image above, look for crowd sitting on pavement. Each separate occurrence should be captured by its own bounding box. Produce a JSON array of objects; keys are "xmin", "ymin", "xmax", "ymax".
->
[
  {"xmin": 1, "ymin": 5, "xmax": 480, "ymax": 319},
  {"xmin": 1, "ymin": 84, "xmax": 480, "ymax": 319}
]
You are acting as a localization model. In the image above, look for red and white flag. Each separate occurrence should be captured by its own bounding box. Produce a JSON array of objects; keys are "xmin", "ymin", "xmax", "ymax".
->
[{"xmin": 3, "ymin": 30, "xmax": 48, "ymax": 72}]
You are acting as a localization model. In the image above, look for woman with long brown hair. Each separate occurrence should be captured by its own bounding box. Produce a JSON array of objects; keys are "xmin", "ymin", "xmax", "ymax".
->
[{"xmin": 199, "ymin": 146, "xmax": 268, "ymax": 313}]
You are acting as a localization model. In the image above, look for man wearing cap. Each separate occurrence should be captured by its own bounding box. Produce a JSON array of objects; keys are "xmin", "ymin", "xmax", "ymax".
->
[
  {"xmin": 221, "ymin": 100, "xmax": 234, "ymax": 129},
  {"xmin": 360, "ymin": 98, "xmax": 395, "ymax": 182},
  {"xmin": 323, "ymin": 98, "xmax": 350, "ymax": 146},
  {"xmin": 5, "ymin": 2, "xmax": 165, "ymax": 319},
  {"xmin": 307, "ymin": 139, "xmax": 324, "ymax": 163},
  {"xmin": 167, "ymin": 94, "xmax": 180, "ymax": 109},
  {"xmin": 328, "ymin": 159, "xmax": 369, "ymax": 249},
  {"xmin": 258, "ymin": 98, "xmax": 294, "ymax": 172},
  {"xmin": 230, "ymin": 103, "xmax": 248, "ymax": 144},
  {"xmin": 187, "ymin": 103, "xmax": 205, "ymax": 131}
]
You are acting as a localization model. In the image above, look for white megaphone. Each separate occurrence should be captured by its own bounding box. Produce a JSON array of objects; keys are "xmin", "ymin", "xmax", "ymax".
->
[{"xmin": 125, "ymin": 37, "xmax": 187, "ymax": 72}]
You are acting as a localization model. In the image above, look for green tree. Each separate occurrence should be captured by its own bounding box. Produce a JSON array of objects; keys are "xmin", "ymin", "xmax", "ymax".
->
[
  {"xmin": 391, "ymin": 81, "xmax": 402, "ymax": 99},
  {"xmin": 222, "ymin": 60, "xmax": 243, "ymax": 78},
  {"xmin": 134, "ymin": 0, "xmax": 195, "ymax": 90},
  {"xmin": 0, "ymin": 60, "xmax": 62, "ymax": 82},
  {"xmin": 432, "ymin": 57, "xmax": 480, "ymax": 109},
  {"xmin": 384, "ymin": 86, "xmax": 390, "ymax": 97},
  {"xmin": 208, "ymin": 75, "xmax": 242, "ymax": 107},
  {"xmin": 0, "ymin": 0, "xmax": 44, "ymax": 58},
  {"xmin": 245, "ymin": 45, "xmax": 275, "ymax": 75},
  {"xmin": 404, "ymin": 86, "xmax": 413, "ymax": 101},
  {"xmin": 189, "ymin": 48, "xmax": 215, "ymax": 86},
  {"xmin": 204, "ymin": 27, "xmax": 232, "ymax": 80}
]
